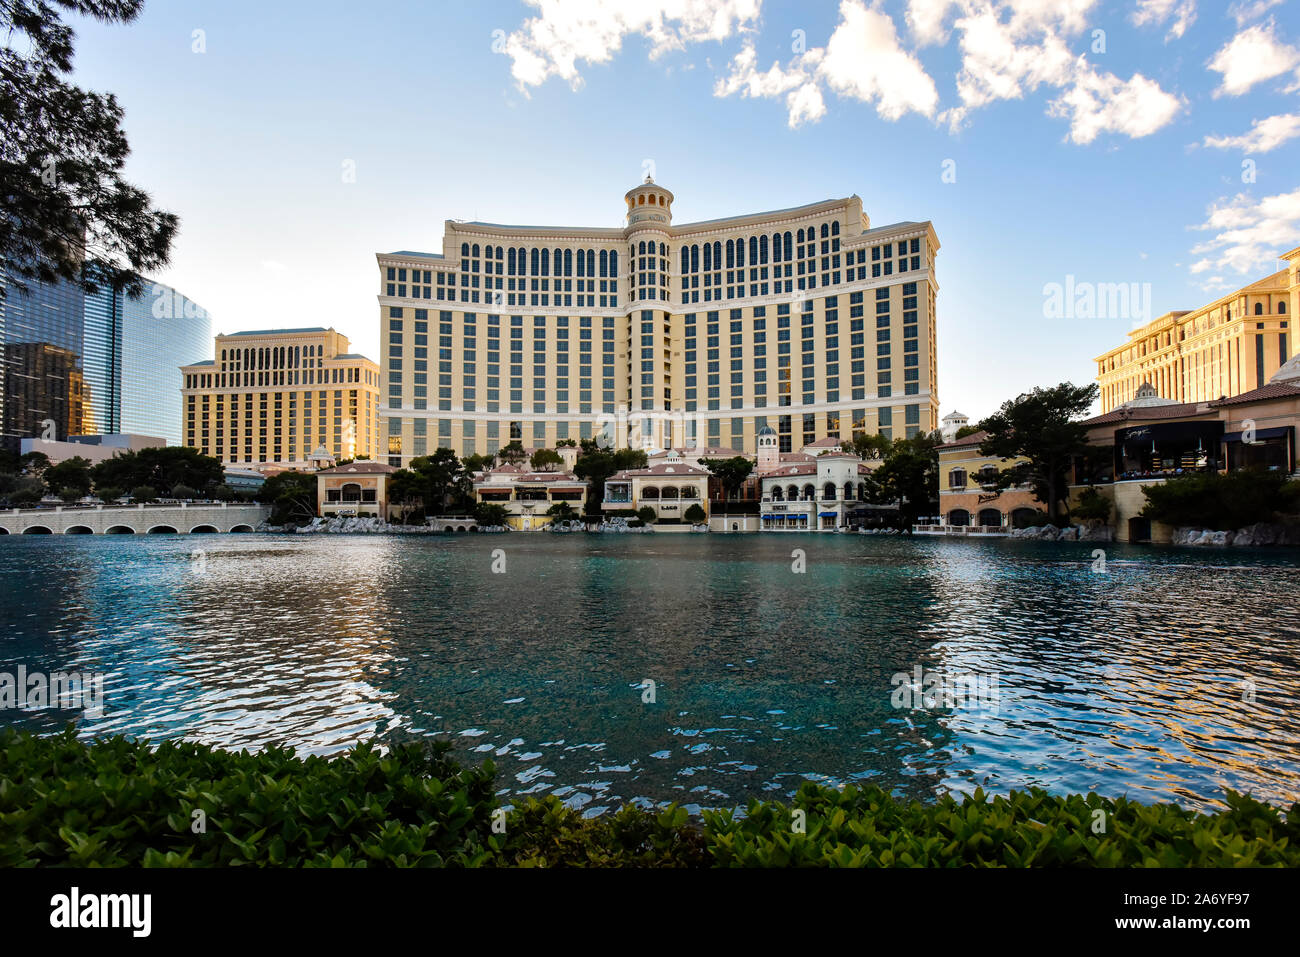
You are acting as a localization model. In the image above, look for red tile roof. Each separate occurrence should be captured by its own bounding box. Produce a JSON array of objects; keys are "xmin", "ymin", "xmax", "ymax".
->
[{"xmin": 1209, "ymin": 382, "xmax": 1300, "ymax": 406}]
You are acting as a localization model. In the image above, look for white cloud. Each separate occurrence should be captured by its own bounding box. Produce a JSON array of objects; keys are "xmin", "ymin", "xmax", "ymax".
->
[
  {"xmin": 1188, "ymin": 187, "xmax": 1300, "ymax": 278},
  {"xmin": 1228, "ymin": 0, "xmax": 1284, "ymax": 27},
  {"xmin": 715, "ymin": 1, "xmax": 937, "ymax": 126},
  {"xmin": 713, "ymin": 43, "xmax": 826, "ymax": 128},
  {"xmin": 501, "ymin": 0, "xmax": 762, "ymax": 91},
  {"xmin": 1203, "ymin": 113, "xmax": 1300, "ymax": 152},
  {"xmin": 1048, "ymin": 61, "xmax": 1184, "ymax": 144},
  {"xmin": 1207, "ymin": 19, "xmax": 1300, "ymax": 96},
  {"xmin": 820, "ymin": 0, "xmax": 940, "ymax": 120},
  {"xmin": 1131, "ymin": 0, "xmax": 1197, "ymax": 40}
]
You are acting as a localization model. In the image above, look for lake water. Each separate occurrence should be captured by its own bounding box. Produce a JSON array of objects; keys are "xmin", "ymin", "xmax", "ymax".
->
[{"xmin": 2, "ymin": 533, "xmax": 1298, "ymax": 814}]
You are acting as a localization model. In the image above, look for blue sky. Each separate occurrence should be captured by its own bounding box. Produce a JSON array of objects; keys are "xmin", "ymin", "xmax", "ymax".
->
[{"xmin": 66, "ymin": 0, "xmax": 1300, "ymax": 420}]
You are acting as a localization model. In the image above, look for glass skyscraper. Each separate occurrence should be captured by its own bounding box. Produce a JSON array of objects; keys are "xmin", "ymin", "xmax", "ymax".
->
[{"xmin": 1, "ymin": 270, "xmax": 211, "ymax": 451}]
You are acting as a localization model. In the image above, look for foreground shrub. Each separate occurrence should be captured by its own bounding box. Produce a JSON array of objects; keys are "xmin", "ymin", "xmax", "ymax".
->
[
  {"xmin": 704, "ymin": 783, "xmax": 1300, "ymax": 868},
  {"xmin": 1140, "ymin": 470, "xmax": 1300, "ymax": 531},
  {"xmin": 2, "ymin": 730, "xmax": 1296, "ymax": 867}
]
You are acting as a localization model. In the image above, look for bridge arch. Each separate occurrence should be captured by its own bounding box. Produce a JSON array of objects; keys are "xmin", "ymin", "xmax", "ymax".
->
[
  {"xmin": 147, "ymin": 525, "xmax": 179, "ymax": 534},
  {"xmin": 64, "ymin": 525, "xmax": 94, "ymax": 535},
  {"xmin": 0, "ymin": 528, "xmax": 9, "ymax": 535},
  {"xmin": 189, "ymin": 524, "xmax": 219, "ymax": 534},
  {"xmin": 21, "ymin": 525, "xmax": 52, "ymax": 535},
  {"xmin": 105, "ymin": 525, "xmax": 136, "ymax": 535},
  {"xmin": 229, "ymin": 524, "xmax": 254, "ymax": 533}
]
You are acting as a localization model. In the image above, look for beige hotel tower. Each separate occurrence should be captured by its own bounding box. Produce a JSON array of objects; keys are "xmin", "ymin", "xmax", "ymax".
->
[{"xmin": 378, "ymin": 179, "xmax": 939, "ymax": 466}]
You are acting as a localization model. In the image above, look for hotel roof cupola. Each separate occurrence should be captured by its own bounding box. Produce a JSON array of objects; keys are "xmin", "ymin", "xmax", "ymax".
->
[{"xmin": 624, "ymin": 175, "xmax": 673, "ymax": 232}]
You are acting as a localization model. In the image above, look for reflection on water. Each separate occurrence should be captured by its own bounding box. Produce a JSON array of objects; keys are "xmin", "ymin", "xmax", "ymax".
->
[{"xmin": 1, "ymin": 534, "xmax": 1297, "ymax": 814}]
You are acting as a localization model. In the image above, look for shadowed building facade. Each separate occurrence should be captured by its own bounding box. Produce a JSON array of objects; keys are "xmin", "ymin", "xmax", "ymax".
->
[{"xmin": 378, "ymin": 179, "xmax": 939, "ymax": 466}]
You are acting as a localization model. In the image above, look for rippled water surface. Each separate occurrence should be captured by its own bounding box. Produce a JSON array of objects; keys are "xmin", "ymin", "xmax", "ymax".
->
[{"xmin": 2, "ymin": 533, "xmax": 1298, "ymax": 813}]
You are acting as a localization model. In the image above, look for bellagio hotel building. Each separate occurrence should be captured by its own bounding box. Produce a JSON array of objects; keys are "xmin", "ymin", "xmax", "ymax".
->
[{"xmin": 378, "ymin": 178, "xmax": 939, "ymax": 466}]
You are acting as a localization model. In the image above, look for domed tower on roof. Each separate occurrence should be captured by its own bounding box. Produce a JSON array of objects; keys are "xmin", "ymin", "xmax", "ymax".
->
[
  {"xmin": 756, "ymin": 424, "xmax": 779, "ymax": 473},
  {"xmin": 625, "ymin": 175, "xmax": 673, "ymax": 230}
]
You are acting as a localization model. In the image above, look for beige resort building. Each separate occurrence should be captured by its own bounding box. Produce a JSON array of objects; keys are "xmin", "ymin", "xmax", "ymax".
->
[
  {"xmin": 378, "ymin": 178, "xmax": 939, "ymax": 467},
  {"xmin": 1096, "ymin": 247, "xmax": 1298, "ymax": 412},
  {"xmin": 182, "ymin": 327, "xmax": 382, "ymax": 469}
]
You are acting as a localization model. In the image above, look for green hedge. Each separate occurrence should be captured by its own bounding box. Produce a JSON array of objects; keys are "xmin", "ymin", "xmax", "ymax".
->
[{"xmin": 2, "ymin": 729, "xmax": 1296, "ymax": 867}]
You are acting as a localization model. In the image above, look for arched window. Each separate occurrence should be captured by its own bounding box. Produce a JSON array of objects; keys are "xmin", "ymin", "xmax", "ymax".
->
[
  {"xmin": 564, "ymin": 248, "xmax": 572, "ymax": 276},
  {"xmin": 712, "ymin": 241, "xmax": 721, "ymax": 267},
  {"xmin": 787, "ymin": 484, "xmax": 799, "ymax": 500},
  {"xmin": 820, "ymin": 223, "xmax": 829, "ymax": 238},
  {"xmin": 638, "ymin": 195, "xmax": 645, "ymax": 205},
  {"xmin": 531, "ymin": 248, "xmax": 539, "ymax": 274},
  {"xmin": 843, "ymin": 481, "xmax": 854, "ymax": 500},
  {"xmin": 772, "ymin": 486, "xmax": 784, "ymax": 501},
  {"xmin": 472, "ymin": 243, "xmax": 480, "ymax": 257},
  {"xmin": 703, "ymin": 242, "xmax": 712, "ymax": 272},
  {"xmin": 726, "ymin": 239, "xmax": 735, "ymax": 268},
  {"xmin": 641, "ymin": 486, "xmax": 660, "ymax": 499},
  {"xmin": 949, "ymin": 468, "xmax": 967, "ymax": 489},
  {"xmin": 783, "ymin": 231, "xmax": 792, "ymax": 259},
  {"xmin": 823, "ymin": 482, "xmax": 836, "ymax": 500},
  {"xmin": 680, "ymin": 246, "xmax": 688, "ymax": 274},
  {"xmin": 1280, "ymin": 302, "xmax": 1287, "ymax": 314},
  {"xmin": 978, "ymin": 508, "xmax": 1002, "ymax": 527},
  {"xmin": 691, "ymin": 244, "xmax": 699, "ymax": 273},
  {"xmin": 461, "ymin": 242, "xmax": 469, "ymax": 256},
  {"xmin": 541, "ymin": 248, "xmax": 549, "ymax": 275},
  {"xmin": 508, "ymin": 248, "xmax": 516, "ymax": 275},
  {"xmin": 639, "ymin": 240, "xmax": 646, "ymax": 255},
  {"xmin": 749, "ymin": 236, "xmax": 758, "ymax": 264},
  {"xmin": 1256, "ymin": 303, "xmax": 1264, "ymax": 315},
  {"xmin": 831, "ymin": 221, "xmax": 840, "ymax": 236},
  {"xmin": 802, "ymin": 484, "xmax": 815, "ymax": 500},
  {"xmin": 554, "ymin": 248, "xmax": 563, "ymax": 275},
  {"xmin": 341, "ymin": 483, "xmax": 362, "ymax": 503},
  {"xmin": 599, "ymin": 250, "xmax": 608, "ymax": 277},
  {"xmin": 797, "ymin": 228, "xmax": 805, "ymax": 243},
  {"xmin": 661, "ymin": 486, "xmax": 679, "ymax": 499},
  {"xmin": 609, "ymin": 250, "xmax": 618, "ymax": 275},
  {"xmin": 948, "ymin": 508, "xmax": 970, "ymax": 527},
  {"xmin": 737, "ymin": 238, "xmax": 746, "ymax": 268}
]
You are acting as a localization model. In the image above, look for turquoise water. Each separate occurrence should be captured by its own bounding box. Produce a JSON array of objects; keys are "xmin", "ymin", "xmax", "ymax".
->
[{"xmin": 1, "ymin": 534, "xmax": 1298, "ymax": 814}]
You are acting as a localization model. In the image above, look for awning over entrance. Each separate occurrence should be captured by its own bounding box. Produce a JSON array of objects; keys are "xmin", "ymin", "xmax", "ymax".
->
[
  {"xmin": 819, "ymin": 511, "xmax": 837, "ymax": 518},
  {"xmin": 1223, "ymin": 426, "xmax": 1292, "ymax": 442}
]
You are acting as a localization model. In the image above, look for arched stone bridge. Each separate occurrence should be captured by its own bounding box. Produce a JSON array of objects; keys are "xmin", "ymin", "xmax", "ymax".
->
[{"xmin": 0, "ymin": 503, "xmax": 271, "ymax": 536}]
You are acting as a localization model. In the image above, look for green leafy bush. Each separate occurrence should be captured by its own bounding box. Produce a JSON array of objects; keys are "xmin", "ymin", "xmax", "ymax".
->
[
  {"xmin": 2, "ymin": 730, "xmax": 1296, "ymax": 868},
  {"xmin": 1141, "ymin": 471, "xmax": 1300, "ymax": 531},
  {"xmin": 703, "ymin": 783, "xmax": 1300, "ymax": 868},
  {"xmin": 1070, "ymin": 487, "xmax": 1112, "ymax": 524}
]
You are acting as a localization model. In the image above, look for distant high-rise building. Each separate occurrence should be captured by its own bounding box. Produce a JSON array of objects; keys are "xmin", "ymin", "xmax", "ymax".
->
[
  {"xmin": 180, "ymin": 327, "xmax": 382, "ymax": 469},
  {"xmin": 1095, "ymin": 247, "xmax": 1299, "ymax": 413},
  {"xmin": 83, "ymin": 281, "xmax": 213, "ymax": 444},
  {"xmin": 1, "ymin": 269, "xmax": 211, "ymax": 451}
]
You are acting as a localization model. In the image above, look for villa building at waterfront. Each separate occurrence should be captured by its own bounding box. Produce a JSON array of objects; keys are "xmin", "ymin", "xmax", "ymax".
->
[
  {"xmin": 378, "ymin": 178, "xmax": 939, "ymax": 467},
  {"xmin": 472, "ymin": 464, "xmax": 588, "ymax": 530},
  {"xmin": 316, "ymin": 460, "xmax": 396, "ymax": 519},
  {"xmin": 927, "ymin": 431, "xmax": 1037, "ymax": 533},
  {"xmin": 1095, "ymin": 246, "xmax": 1299, "ymax": 412},
  {"xmin": 1071, "ymin": 361, "xmax": 1300, "ymax": 542},
  {"xmin": 181, "ymin": 328, "xmax": 382, "ymax": 469}
]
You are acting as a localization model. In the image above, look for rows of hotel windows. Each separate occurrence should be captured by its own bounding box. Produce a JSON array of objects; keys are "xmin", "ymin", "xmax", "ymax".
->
[
  {"xmin": 386, "ymin": 307, "xmax": 620, "ymax": 416},
  {"xmin": 662, "ymin": 228, "xmax": 922, "ymax": 304},
  {"xmin": 382, "ymin": 233, "xmax": 924, "ymax": 309},
  {"xmin": 384, "ymin": 245, "xmax": 621, "ymax": 309},
  {"xmin": 674, "ymin": 283, "xmax": 923, "ymax": 413},
  {"xmin": 384, "ymin": 405, "xmax": 926, "ymax": 464},
  {"xmin": 1099, "ymin": 304, "xmax": 1288, "ymax": 374},
  {"xmin": 386, "ymin": 283, "xmax": 924, "ymax": 417},
  {"xmin": 182, "ymin": 345, "xmax": 374, "ymax": 389},
  {"xmin": 185, "ymin": 389, "xmax": 372, "ymax": 463}
]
